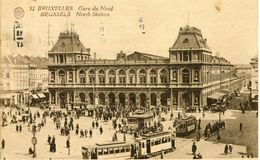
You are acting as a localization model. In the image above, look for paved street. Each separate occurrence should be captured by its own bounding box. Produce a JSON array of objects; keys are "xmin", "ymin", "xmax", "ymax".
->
[{"xmin": 0, "ymin": 107, "xmax": 252, "ymax": 159}]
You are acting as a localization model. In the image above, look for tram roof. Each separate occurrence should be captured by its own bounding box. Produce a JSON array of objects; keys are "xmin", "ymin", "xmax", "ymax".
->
[
  {"xmin": 128, "ymin": 114, "xmax": 153, "ymax": 119},
  {"xmin": 141, "ymin": 131, "xmax": 171, "ymax": 138},
  {"xmin": 82, "ymin": 141, "xmax": 132, "ymax": 149}
]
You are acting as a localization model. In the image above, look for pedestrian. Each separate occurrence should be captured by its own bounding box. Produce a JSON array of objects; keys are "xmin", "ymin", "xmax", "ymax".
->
[
  {"xmin": 76, "ymin": 128, "xmax": 79, "ymax": 135},
  {"xmin": 123, "ymin": 133, "xmax": 126, "ymax": 141},
  {"xmin": 51, "ymin": 136, "xmax": 55, "ymax": 145},
  {"xmin": 202, "ymin": 112, "xmax": 205, "ymax": 118},
  {"xmin": 16, "ymin": 124, "xmax": 19, "ymax": 132},
  {"xmin": 47, "ymin": 135, "xmax": 51, "ymax": 144},
  {"xmin": 19, "ymin": 124, "xmax": 22, "ymax": 132},
  {"xmin": 217, "ymin": 134, "xmax": 221, "ymax": 143},
  {"xmin": 66, "ymin": 138, "xmax": 70, "ymax": 148},
  {"xmin": 229, "ymin": 144, "xmax": 233, "ymax": 154},
  {"xmin": 92, "ymin": 121, "xmax": 95, "ymax": 128},
  {"xmin": 224, "ymin": 144, "xmax": 228, "ymax": 155},
  {"xmin": 85, "ymin": 129, "xmax": 88, "ymax": 138},
  {"xmin": 2, "ymin": 139, "xmax": 5, "ymax": 149},
  {"xmin": 192, "ymin": 142, "xmax": 197, "ymax": 155},
  {"xmin": 80, "ymin": 129, "xmax": 84, "ymax": 138},
  {"xmin": 89, "ymin": 129, "xmax": 92, "ymax": 138},
  {"xmin": 240, "ymin": 123, "xmax": 243, "ymax": 131},
  {"xmin": 96, "ymin": 121, "xmax": 99, "ymax": 128},
  {"xmin": 99, "ymin": 126, "xmax": 103, "ymax": 135}
]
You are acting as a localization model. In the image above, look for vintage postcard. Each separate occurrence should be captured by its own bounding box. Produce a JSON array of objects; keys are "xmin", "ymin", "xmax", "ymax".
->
[{"xmin": 0, "ymin": 0, "xmax": 258, "ymax": 159}]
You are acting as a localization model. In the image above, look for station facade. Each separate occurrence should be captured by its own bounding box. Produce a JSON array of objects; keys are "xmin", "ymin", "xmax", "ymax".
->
[{"xmin": 48, "ymin": 25, "xmax": 244, "ymax": 111}]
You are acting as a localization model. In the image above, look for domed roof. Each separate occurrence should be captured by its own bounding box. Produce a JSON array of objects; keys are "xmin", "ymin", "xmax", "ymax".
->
[
  {"xmin": 50, "ymin": 31, "xmax": 90, "ymax": 54},
  {"xmin": 171, "ymin": 25, "xmax": 211, "ymax": 51}
]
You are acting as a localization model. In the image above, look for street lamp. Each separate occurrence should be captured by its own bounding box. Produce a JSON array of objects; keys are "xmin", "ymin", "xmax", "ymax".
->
[{"xmin": 31, "ymin": 124, "xmax": 37, "ymax": 158}]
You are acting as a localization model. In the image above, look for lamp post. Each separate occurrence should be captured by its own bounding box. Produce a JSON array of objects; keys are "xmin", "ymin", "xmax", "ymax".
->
[{"xmin": 31, "ymin": 124, "xmax": 37, "ymax": 158}]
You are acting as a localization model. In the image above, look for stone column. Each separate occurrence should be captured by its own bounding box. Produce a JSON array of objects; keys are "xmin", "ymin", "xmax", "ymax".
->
[
  {"xmin": 125, "ymin": 93, "xmax": 129, "ymax": 107},
  {"xmin": 156, "ymin": 69, "xmax": 160, "ymax": 84},
  {"xmin": 105, "ymin": 93, "xmax": 109, "ymax": 106},
  {"xmin": 49, "ymin": 91, "xmax": 52, "ymax": 106},
  {"xmin": 125, "ymin": 70, "xmax": 129, "ymax": 85},
  {"xmin": 136, "ymin": 69, "xmax": 139, "ymax": 84},
  {"xmin": 55, "ymin": 91, "xmax": 59, "ymax": 106},
  {"xmin": 146, "ymin": 69, "xmax": 150, "ymax": 85}
]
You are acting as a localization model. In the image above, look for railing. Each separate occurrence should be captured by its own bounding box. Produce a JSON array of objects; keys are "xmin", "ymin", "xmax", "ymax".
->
[{"xmin": 47, "ymin": 59, "xmax": 222, "ymax": 66}]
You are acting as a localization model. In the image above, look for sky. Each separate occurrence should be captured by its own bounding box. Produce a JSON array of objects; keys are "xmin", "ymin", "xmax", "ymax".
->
[{"xmin": 1, "ymin": 0, "xmax": 258, "ymax": 64}]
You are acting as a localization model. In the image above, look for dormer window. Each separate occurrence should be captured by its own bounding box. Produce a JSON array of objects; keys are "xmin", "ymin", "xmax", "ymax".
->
[{"xmin": 183, "ymin": 38, "xmax": 189, "ymax": 43}]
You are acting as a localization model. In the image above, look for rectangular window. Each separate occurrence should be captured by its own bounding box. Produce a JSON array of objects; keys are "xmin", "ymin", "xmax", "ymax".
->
[
  {"xmin": 194, "ymin": 70, "xmax": 199, "ymax": 82},
  {"xmin": 89, "ymin": 76, "xmax": 95, "ymax": 84},
  {"xmin": 129, "ymin": 76, "xmax": 133, "ymax": 84},
  {"xmin": 68, "ymin": 72, "xmax": 73, "ymax": 82},
  {"xmin": 98, "ymin": 149, "xmax": 103, "ymax": 155},
  {"xmin": 120, "ymin": 147, "xmax": 125, "ymax": 153},
  {"xmin": 59, "ymin": 55, "xmax": 64, "ymax": 63},
  {"xmin": 80, "ymin": 77, "xmax": 86, "ymax": 84},
  {"xmin": 110, "ymin": 148, "xmax": 114, "ymax": 154},
  {"xmin": 103, "ymin": 149, "xmax": 108, "ymax": 155},
  {"xmin": 119, "ymin": 77, "xmax": 125, "ymax": 84},
  {"xmin": 115, "ymin": 148, "xmax": 120, "ymax": 153},
  {"xmin": 140, "ymin": 76, "xmax": 146, "ymax": 84},
  {"xmin": 172, "ymin": 71, "xmax": 177, "ymax": 82},
  {"xmin": 183, "ymin": 52, "xmax": 189, "ymax": 61}
]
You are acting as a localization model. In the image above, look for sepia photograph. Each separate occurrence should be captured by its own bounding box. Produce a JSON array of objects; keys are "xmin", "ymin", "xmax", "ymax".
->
[{"xmin": 0, "ymin": 0, "xmax": 258, "ymax": 159}]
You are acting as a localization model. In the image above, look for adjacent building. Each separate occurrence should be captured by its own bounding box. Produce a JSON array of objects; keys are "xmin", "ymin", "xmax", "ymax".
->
[
  {"xmin": 250, "ymin": 55, "xmax": 258, "ymax": 108},
  {"xmin": 48, "ymin": 26, "xmax": 245, "ymax": 111},
  {"xmin": 0, "ymin": 55, "xmax": 48, "ymax": 106}
]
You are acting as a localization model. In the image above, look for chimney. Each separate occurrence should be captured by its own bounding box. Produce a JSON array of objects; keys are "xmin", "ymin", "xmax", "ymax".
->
[{"xmin": 94, "ymin": 52, "xmax": 96, "ymax": 60}]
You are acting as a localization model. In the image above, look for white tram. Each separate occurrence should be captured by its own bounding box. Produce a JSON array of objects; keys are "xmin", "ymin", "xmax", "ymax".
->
[
  {"xmin": 82, "ymin": 141, "xmax": 132, "ymax": 159},
  {"xmin": 82, "ymin": 131, "xmax": 175, "ymax": 159},
  {"xmin": 135, "ymin": 131, "xmax": 175, "ymax": 158}
]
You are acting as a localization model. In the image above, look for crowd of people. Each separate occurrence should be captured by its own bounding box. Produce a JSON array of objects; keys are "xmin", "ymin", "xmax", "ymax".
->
[{"xmin": 0, "ymin": 97, "xmax": 256, "ymax": 159}]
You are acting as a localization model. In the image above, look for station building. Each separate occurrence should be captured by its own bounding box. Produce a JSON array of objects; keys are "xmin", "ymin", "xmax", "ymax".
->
[{"xmin": 48, "ymin": 25, "xmax": 245, "ymax": 111}]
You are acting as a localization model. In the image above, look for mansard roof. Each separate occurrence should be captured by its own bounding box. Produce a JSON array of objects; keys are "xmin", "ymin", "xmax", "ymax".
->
[
  {"xmin": 50, "ymin": 31, "xmax": 90, "ymax": 54},
  {"xmin": 171, "ymin": 25, "xmax": 210, "ymax": 51},
  {"xmin": 126, "ymin": 51, "xmax": 168, "ymax": 61}
]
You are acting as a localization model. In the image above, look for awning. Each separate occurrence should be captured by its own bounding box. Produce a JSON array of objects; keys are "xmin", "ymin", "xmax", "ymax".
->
[
  {"xmin": 37, "ymin": 93, "xmax": 46, "ymax": 98},
  {"xmin": 207, "ymin": 92, "xmax": 226, "ymax": 100},
  {"xmin": 220, "ymin": 90, "xmax": 232, "ymax": 95},
  {"xmin": 32, "ymin": 94, "xmax": 39, "ymax": 99}
]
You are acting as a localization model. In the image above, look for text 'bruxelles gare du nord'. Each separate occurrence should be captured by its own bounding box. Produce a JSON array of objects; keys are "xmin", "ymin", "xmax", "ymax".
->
[{"xmin": 36, "ymin": 5, "xmax": 113, "ymax": 17}]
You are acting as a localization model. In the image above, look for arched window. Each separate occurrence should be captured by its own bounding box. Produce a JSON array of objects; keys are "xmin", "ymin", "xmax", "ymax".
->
[
  {"xmin": 129, "ymin": 70, "xmax": 136, "ymax": 84},
  {"xmin": 98, "ymin": 70, "xmax": 105, "ymax": 84},
  {"xmin": 79, "ymin": 70, "xmax": 86, "ymax": 84},
  {"xmin": 68, "ymin": 71, "xmax": 73, "ymax": 82},
  {"xmin": 182, "ymin": 69, "xmax": 190, "ymax": 83},
  {"xmin": 108, "ymin": 70, "xmax": 115, "ymax": 84},
  {"xmin": 58, "ymin": 70, "xmax": 65, "ymax": 84},
  {"xmin": 118, "ymin": 70, "xmax": 125, "ymax": 84},
  {"xmin": 89, "ymin": 70, "xmax": 95, "ymax": 84},
  {"xmin": 139, "ymin": 69, "xmax": 146, "ymax": 84},
  {"xmin": 50, "ymin": 71, "xmax": 55, "ymax": 83},
  {"xmin": 150, "ymin": 69, "xmax": 157, "ymax": 84},
  {"xmin": 160, "ymin": 69, "xmax": 167, "ymax": 83}
]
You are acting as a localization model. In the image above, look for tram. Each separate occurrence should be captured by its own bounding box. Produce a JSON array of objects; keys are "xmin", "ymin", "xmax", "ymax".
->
[
  {"xmin": 82, "ymin": 141, "xmax": 132, "ymax": 159},
  {"xmin": 174, "ymin": 116, "xmax": 197, "ymax": 136},
  {"xmin": 135, "ymin": 131, "xmax": 175, "ymax": 158},
  {"xmin": 81, "ymin": 131, "xmax": 175, "ymax": 159}
]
